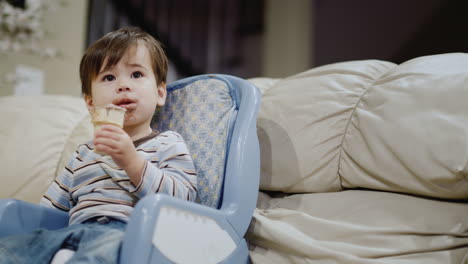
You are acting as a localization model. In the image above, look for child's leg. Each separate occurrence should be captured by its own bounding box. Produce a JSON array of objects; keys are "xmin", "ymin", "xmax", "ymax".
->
[
  {"xmin": 50, "ymin": 230, "xmax": 82, "ymax": 264},
  {"xmin": 66, "ymin": 219, "xmax": 126, "ymax": 264},
  {"xmin": 50, "ymin": 248, "xmax": 76, "ymax": 264},
  {"xmin": 0, "ymin": 226, "xmax": 83, "ymax": 264}
]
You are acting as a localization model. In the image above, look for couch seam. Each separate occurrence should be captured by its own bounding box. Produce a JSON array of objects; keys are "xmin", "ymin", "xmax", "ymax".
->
[{"xmin": 335, "ymin": 79, "xmax": 378, "ymax": 189}]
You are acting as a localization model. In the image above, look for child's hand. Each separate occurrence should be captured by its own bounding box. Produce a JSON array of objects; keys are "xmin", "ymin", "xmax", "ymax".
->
[{"xmin": 94, "ymin": 125, "xmax": 145, "ymax": 185}]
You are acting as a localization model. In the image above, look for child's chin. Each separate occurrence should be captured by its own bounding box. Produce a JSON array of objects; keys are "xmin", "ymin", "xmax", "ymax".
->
[{"xmin": 123, "ymin": 118, "xmax": 140, "ymax": 127}]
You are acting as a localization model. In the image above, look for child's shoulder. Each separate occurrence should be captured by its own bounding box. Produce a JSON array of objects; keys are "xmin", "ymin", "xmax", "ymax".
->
[
  {"xmin": 152, "ymin": 130, "xmax": 185, "ymax": 145},
  {"xmin": 157, "ymin": 130, "xmax": 184, "ymax": 141},
  {"xmin": 75, "ymin": 140, "xmax": 97, "ymax": 159},
  {"xmin": 141, "ymin": 130, "xmax": 185, "ymax": 148},
  {"xmin": 77, "ymin": 140, "xmax": 94, "ymax": 150},
  {"xmin": 61, "ymin": 141, "xmax": 98, "ymax": 168},
  {"xmin": 136, "ymin": 130, "xmax": 186, "ymax": 155}
]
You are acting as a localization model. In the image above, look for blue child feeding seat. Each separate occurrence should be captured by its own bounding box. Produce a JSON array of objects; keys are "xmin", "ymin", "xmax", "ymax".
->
[{"xmin": 0, "ymin": 74, "xmax": 261, "ymax": 264}]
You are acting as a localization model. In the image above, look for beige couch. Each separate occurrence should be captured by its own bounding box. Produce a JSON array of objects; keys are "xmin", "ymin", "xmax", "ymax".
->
[
  {"xmin": 1, "ymin": 53, "xmax": 467, "ymax": 263},
  {"xmin": 248, "ymin": 53, "xmax": 468, "ymax": 263}
]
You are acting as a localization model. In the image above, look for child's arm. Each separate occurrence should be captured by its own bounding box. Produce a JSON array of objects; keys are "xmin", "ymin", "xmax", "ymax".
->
[
  {"xmin": 93, "ymin": 125, "xmax": 146, "ymax": 186},
  {"xmin": 40, "ymin": 152, "xmax": 75, "ymax": 212},
  {"xmin": 129, "ymin": 132, "xmax": 197, "ymax": 201},
  {"xmin": 94, "ymin": 126, "xmax": 197, "ymax": 201}
]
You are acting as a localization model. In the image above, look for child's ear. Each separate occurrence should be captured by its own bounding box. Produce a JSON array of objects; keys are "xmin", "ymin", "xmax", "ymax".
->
[
  {"xmin": 84, "ymin": 95, "xmax": 95, "ymax": 111},
  {"xmin": 156, "ymin": 82, "xmax": 167, "ymax": 106}
]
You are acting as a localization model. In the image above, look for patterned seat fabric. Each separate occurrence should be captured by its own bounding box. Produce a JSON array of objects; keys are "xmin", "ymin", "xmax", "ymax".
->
[{"xmin": 152, "ymin": 76, "xmax": 237, "ymax": 208}]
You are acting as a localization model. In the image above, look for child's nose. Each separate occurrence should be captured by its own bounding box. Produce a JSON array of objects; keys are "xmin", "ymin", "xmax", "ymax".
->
[
  {"xmin": 117, "ymin": 86, "xmax": 131, "ymax": 92},
  {"xmin": 117, "ymin": 79, "xmax": 132, "ymax": 92}
]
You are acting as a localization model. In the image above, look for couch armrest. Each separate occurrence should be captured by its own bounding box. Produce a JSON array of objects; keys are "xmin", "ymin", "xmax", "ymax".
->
[
  {"xmin": 0, "ymin": 199, "xmax": 68, "ymax": 238},
  {"xmin": 120, "ymin": 194, "xmax": 243, "ymax": 264}
]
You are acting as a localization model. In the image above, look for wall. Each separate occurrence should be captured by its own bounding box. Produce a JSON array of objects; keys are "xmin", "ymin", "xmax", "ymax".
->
[
  {"xmin": 260, "ymin": 0, "xmax": 451, "ymax": 77},
  {"xmin": 314, "ymin": 0, "xmax": 445, "ymax": 66},
  {"xmin": 0, "ymin": 0, "xmax": 89, "ymax": 97},
  {"xmin": 262, "ymin": 0, "xmax": 314, "ymax": 78}
]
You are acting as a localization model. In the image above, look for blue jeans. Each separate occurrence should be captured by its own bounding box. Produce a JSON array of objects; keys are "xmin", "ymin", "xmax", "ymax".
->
[{"xmin": 0, "ymin": 217, "xmax": 126, "ymax": 264}]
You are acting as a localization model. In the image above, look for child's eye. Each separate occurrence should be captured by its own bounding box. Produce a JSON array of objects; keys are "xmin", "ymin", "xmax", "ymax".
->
[
  {"xmin": 102, "ymin": 75, "xmax": 115, "ymax": 82},
  {"xmin": 131, "ymin": 71, "xmax": 143, "ymax": 78}
]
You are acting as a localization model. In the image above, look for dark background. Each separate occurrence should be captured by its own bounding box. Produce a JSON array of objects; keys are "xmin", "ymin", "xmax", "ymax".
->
[{"xmin": 86, "ymin": 0, "xmax": 468, "ymax": 79}]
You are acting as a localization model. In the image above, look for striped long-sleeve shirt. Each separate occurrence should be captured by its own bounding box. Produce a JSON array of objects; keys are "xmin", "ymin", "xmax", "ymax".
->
[{"xmin": 40, "ymin": 130, "xmax": 197, "ymax": 225}]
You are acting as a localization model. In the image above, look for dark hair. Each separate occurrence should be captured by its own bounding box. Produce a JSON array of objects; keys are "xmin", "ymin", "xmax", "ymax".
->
[{"xmin": 79, "ymin": 26, "xmax": 168, "ymax": 96}]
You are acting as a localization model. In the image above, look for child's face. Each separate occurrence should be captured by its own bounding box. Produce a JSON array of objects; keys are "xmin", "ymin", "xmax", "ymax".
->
[{"xmin": 85, "ymin": 43, "xmax": 166, "ymax": 132}]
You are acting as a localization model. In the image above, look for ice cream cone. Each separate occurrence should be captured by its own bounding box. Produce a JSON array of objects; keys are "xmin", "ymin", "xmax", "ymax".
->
[{"xmin": 91, "ymin": 104, "xmax": 126, "ymax": 155}]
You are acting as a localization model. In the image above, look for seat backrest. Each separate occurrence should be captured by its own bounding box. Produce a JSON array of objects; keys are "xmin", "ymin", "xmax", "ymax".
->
[{"xmin": 152, "ymin": 75, "xmax": 238, "ymax": 208}]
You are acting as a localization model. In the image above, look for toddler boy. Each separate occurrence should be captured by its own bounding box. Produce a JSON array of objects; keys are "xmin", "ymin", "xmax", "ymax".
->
[{"xmin": 0, "ymin": 26, "xmax": 197, "ymax": 264}]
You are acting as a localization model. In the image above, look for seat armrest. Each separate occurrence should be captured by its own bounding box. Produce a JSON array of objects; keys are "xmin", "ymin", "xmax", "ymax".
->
[
  {"xmin": 0, "ymin": 199, "xmax": 68, "ymax": 238},
  {"xmin": 121, "ymin": 194, "xmax": 242, "ymax": 264}
]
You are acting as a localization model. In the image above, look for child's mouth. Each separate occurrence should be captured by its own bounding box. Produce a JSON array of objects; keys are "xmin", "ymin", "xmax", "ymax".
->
[{"xmin": 114, "ymin": 98, "xmax": 137, "ymax": 110}]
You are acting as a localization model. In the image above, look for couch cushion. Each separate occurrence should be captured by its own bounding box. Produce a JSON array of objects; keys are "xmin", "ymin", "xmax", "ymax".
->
[
  {"xmin": 341, "ymin": 53, "xmax": 468, "ymax": 199},
  {"xmin": 249, "ymin": 190, "xmax": 468, "ymax": 263},
  {"xmin": 0, "ymin": 95, "xmax": 91, "ymax": 203},
  {"xmin": 256, "ymin": 60, "xmax": 396, "ymax": 193}
]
